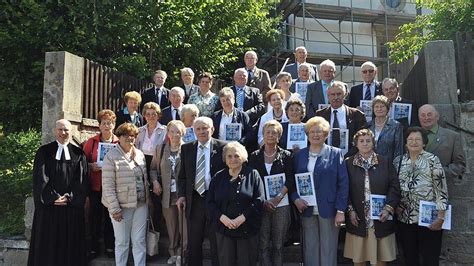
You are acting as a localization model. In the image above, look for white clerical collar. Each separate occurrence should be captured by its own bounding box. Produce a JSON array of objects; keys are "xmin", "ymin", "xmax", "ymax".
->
[{"xmin": 56, "ymin": 141, "xmax": 71, "ymax": 161}]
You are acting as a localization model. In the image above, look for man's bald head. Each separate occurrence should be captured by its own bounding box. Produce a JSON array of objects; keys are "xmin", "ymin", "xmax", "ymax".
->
[{"xmin": 418, "ymin": 104, "xmax": 439, "ymax": 130}]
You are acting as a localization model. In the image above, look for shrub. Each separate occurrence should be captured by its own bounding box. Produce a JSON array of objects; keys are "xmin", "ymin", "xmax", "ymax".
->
[{"xmin": 0, "ymin": 129, "xmax": 41, "ymax": 236}]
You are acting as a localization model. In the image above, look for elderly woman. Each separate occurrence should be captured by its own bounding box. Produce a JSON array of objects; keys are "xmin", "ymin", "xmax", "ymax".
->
[
  {"xmin": 211, "ymin": 87, "xmax": 250, "ymax": 144},
  {"xmin": 276, "ymin": 71, "xmax": 302, "ymax": 102},
  {"xmin": 180, "ymin": 104, "xmax": 199, "ymax": 143},
  {"xmin": 188, "ymin": 72, "xmax": 219, "ymax": 117},
  {"xmin": 135, "ymin": 102, "xmax": 167, "ymax": 232},
  {"xmin": 344, "ymin": 129, "xmax": 400, "ymax": 265},
  {"xmin": 102, "ymin": 123, "xmax": 149, "ymax": 266},
  {"xmin": 291, "ymin": 116, "xmax": 349, "ymax": 266},
  {"xmin": 248, "ymin": 120, "xmax": 295, "ymax": 266},
  {"xmin": 83, "ymin": 109, "xmax": 119, "ymax": 258},
  {"xmin": 116, "ymin": 91, "xmax": 144, "ymax": 129},
  {"xmin": 394, "ymin": 127, "xmax": 448, "ymax": 266},
  {"xmin": 367, "ymin": 95, "xmax": 403, "ymax": 163},
  {"xmin": 207, "ymin": 141, "xmax": 265, "ymax": 266},
  {"xmin": 289, "ymin": 63, "xmax": 312, "ymax": 93},
  {"xmin": 280, "ymin": 99, "xmax": 306, "ymax": 151},
  {"xmin": 258, "ymin": 89, "xmax": 288, "ymax": 145},
  {"xmin": 150, "ymin": 120, "xmax": 188, "ymax": 265}
]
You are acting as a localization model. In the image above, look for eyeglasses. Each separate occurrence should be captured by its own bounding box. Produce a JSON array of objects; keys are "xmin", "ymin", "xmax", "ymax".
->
[
  {"xmin": 362, "ymin": 69, "xmax": 375, "ymax": 74},
  {"xmin": 407, "ymin": 138, "xmax": 423, "ymax": 143},
  {"xmin": 145, "ymin": 112, "xmax": 158, "ymax": 117}
]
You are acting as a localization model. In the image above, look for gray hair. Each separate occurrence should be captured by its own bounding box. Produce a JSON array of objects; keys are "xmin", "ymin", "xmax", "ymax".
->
[
  {"xmin": 382, "ymin": 77, "xmax": 399, "ymax": 89},
  {"xmin": 319, "ymin": 59, "xmax": 336, "ymax": 71},
  {"xmin": 234, "ymin": 68, "xmax": 248, "ymax": 77},
  {"xmin": 170, "ymin": 86, "xmax": 185, "ymax": 98},
  {"xmin": 244, "ymin": 51, "xmax": 258, "ymax": 59},
  {"xmin": 361, "ymin": 61, "xmax": 376, "ymax": 70},
  {"xmin": 180, "ymin": 67, "xmax": 195, "ymax": 76},
  {"xmin": 295, "ymin": 46, "xmax": 307, "ymax": 53},
  {"xmin": 223, "ymin": 141, "xmax": 248, "ymax": 162},
  {"xmin": 219, "ymin": 87, "xmax": 235, "ymax": 100},
  {"xmin": 193, "ymin": 116, "xmax": 214, "ymax": 128},
  {"xmin": 180, "ymin": 104, "xmax": 199, "ymax": 118}
]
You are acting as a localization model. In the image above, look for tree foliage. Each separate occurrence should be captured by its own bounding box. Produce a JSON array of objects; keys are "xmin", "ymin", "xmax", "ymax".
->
[
  {"xmin": 0, "ymin": 1, "xmax": 280, "ymax": 133},
  {"xmin": 388, "ymin": 0, "xmax": 473, "ymax": 63}
]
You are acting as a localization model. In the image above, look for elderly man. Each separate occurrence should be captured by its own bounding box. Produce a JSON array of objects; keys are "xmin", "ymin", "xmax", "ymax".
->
[
  {"xmin": 284, "ymin": 46, "xmax": 319, "ymax": 81},
  {"xmin": 244, "ymin": 51, "xmax": 272, "ymax": 102},
  {"xmin": 217, "ymin": 68, "xmax": 265, "ymax": 125},
  {"xmin": 347, "ymin": 61, "xmax": 382, "ymax": 108},
  {"xmin": 180, "ymin": 67, "xmax": 200, "ymax": 103},
  {"xmin": 305, "ymin": 59, "xmax": 337, "ymax": 118},
  {"xmin": 419, "ymin": 104, "xmax": 466, "ymax": 180},
  {"xmin": 160, "ymin": 86, "xmax": 185, "ymax": 126},
  {"xmin": 28, "ymin": 119, "xmax": 90, "ymax": 266},
  {"xmin": 177, "ymin": 117, "xmax": 227, "ymax": 266},
  {"xmin": 382, "ymin": 77, "xmax": 418, "ymax": 127},
  {"xmin": 315, "ymin": 81, "xmax": 366, "ymax": 154},
  {"xmin": 289, "ymin": 63, "xmax": 313, "ymax": 93},
  {"xmin": 141, "ymin": 70, "xmax": 170, "ymax": 110}
]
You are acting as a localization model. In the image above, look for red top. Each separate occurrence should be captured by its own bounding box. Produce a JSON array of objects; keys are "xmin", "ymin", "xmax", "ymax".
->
[{"xmin": 83, "ymin": 134, "xmax": 119, "ymax": 192}]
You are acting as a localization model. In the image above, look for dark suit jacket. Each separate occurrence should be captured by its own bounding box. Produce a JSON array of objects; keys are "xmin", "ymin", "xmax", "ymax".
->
[
  {"xmin": 115, "ymin": 108, "xmax": 144, "ymax": 129},
  {"xmin": 248, "ymin": 67, "xmax": 271, "ymax": 103},
  {"xmin": 248, "ymin": 146, "xmax": 296, "ymax": 196},
  {"xmin": 216, "ymin": 85, "xmax": 265, "ymax": 126},
  {"xmin": 426, "ymin": 126, "xmax": 466, "ymax": 180},
  {"xmin": 305, "ymin": 81, "xmax": 325, "ymax": 118},
  {"xmin": 291, "ymin": 145, "xmax": 348, "ymax": 218},
  {"xmin": 284, "ymin": 62, "xmax": 319, "ymax": 81},
  {"xmin": 160, "ymin": 105, "xmax": 182, "ymax": 126},
  {"xmin": 211, "ymin": 108, "xmax": 251, "ymax": 145},
  {"xmin": 315, "ymin": 105, "xmax": 367, "ymax": 152},
  {"xmin": 177, "ymin": 138, "xmax": 227, "ymax": 217},
  {"xmin": 183, "ymin": 84, "xmax": 200, "ymax": 104},
  {"xmin": 347, "ymin": 81, "xmax": 382, "ymax": 108},
  {"xmin": 141, "ymin": 86, "xmax": 170, "ymax": 110}
]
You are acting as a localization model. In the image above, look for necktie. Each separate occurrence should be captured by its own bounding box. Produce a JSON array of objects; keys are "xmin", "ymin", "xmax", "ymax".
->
[
  {"xmin": 332, "ymin": 110, "xmax": 341, "ymax": 147},
  {"xmin": 364, "ymin": 84, "xmax": 371, "ymax": 100},
  {"xmin": 155, "ymin": 88, "xmax": 160, "ymax": 104},
  {"xmin": 175, "ymin": 108, "xmax": 180, "ymax": 120},
  {"xmin": 236, "ymin": 88, "xmax": 244, "ymax": 110},
  {"xmin": 247, "ymin": 70, "xmax": 252, "ymax": 86},
  {"xmin": 195, "ymin": 145, "xmax": 206, "ymax": 196}
]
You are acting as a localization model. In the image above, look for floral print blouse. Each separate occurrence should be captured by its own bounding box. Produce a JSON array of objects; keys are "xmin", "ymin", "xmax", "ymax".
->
[
  {"xmin": 188, "ymin": 91, "xmax": 219, "ymax": 117},
  {"xmin": 353, "ymin": 152, "xmax": 378, "ymax": 228},
  {"xmin": 393, "ymin": 150, "xmax": 448, "ymax": 224}
]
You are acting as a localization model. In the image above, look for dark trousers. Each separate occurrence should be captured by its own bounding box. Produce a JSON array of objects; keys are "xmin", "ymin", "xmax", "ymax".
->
[
  {"xmin": 145, "ymin": 154, "xmax": 162, "ymax": 231},
  {"xmin": 398, "ymin": 222, "xmax": 443, "ymax": 266},
  {"xmin": 188, "ymin": 191, "xmax": 219, "ymax": 266},
  {"xmin": 89, "ymin": 191, "xmax": 114, "ymax": 252},
  {"xmin": 216, "ymin": 232, "xmax": 258, "ymax": 266}
]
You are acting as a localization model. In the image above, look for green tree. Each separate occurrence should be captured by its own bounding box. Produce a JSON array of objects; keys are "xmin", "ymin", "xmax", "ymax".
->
[
  {"xmin": 388, "ymin": 0, "xmax": 473, "ymax": 63},
  {"xmin": 0, "ymin": 1, "xmax": 279, "ymax": 133}
]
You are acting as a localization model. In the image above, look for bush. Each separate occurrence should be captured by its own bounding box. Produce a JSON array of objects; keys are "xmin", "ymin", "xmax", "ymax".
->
[{"xmin": 0, "ymin": 129, "xmax": 41, "ymax": 236}]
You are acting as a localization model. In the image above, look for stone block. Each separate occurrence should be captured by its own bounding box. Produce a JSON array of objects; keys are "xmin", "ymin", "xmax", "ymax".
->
[
  {"xmin": 0, "ymin": 249, "xmax": 29, "ymax": 266},
  {"xmin": 23, "ymin": 197, "xmax": 34, "ymax": 241},
  {"xmin": 424, "ymin": 41, "xmax": 458, "ymax": 105},
  {"xmin": 443, "ymin": 232, "xmax": 474, "ymax": 263}
]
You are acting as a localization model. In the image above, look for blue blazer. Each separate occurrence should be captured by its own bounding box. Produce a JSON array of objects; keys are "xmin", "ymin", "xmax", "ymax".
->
[{"xmin": 291, "ymin": 144, "xmax": 349, "ymax": 218}]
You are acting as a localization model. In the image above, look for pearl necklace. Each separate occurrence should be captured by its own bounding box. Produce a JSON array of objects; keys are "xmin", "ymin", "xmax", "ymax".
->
[{"xmin": 264, "ymin": 150, "xmax": 277, "ymax": 157}]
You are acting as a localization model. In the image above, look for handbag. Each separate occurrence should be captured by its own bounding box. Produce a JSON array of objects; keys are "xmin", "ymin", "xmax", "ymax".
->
[{"xmin": 146, "ymin": 216, "xmax": 160, "ymax": 256}]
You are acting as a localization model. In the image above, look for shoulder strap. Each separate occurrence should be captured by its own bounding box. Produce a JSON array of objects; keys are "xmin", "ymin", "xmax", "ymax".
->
[{"xmin": 157, "ymin": 143, "xmax": 167, "ymax": 176}]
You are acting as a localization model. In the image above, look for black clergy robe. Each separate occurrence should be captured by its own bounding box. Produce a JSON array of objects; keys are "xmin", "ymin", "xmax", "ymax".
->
[{"xmin": 28, "ymin": 141, "xmax": 89, "ymax": 266}]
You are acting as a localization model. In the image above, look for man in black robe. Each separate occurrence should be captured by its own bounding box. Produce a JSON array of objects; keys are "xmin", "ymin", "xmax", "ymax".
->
[{"xmin": 28, "ymin": 119, "xmax": 89, "ymax": 266}]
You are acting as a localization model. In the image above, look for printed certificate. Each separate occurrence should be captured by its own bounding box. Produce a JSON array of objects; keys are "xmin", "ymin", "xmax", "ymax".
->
[
  {"xmin": 183, "ymin": 127, "xmax": 197, "ymax": 143},
  {"xmin": 369, "ymin": 194, "xmax": 392, "ymax": 220},
  {"xmin": 263, "ymin": 173, "xmax": 289, "ymax": 207},
  {"xmin": 287, "ymin": 123, "xmax": 307, "ymax": 150},
  {"xmin": 418, "ymin": 200, "xmax": 452, "ymax": 230},
  {"xmin": 224, "ymin": 123, "xmax": 242, "ymax": 141},
  {"xmin": 360, "ymin": 100, "xmax": 373, "ymax": 122},
  {"xmin": 295, "ymin": 82, "xmax": 309, "ymax": 101},
  {"xmin": 97, "ymin": 143, "xmax": 116, "ymax": 167},
  {"xmin": 295, "ymin": 172, "xmax": 317, "ymax": 206},
  {"xmin": 390, "ymin": 102, "xmax": 412, "ymax": 125}
]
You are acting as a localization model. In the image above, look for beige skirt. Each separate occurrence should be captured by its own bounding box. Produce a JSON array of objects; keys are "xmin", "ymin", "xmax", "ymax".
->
[{"xmin": 343, "ymin": 228, "xmax": 397, "ymax": 264}]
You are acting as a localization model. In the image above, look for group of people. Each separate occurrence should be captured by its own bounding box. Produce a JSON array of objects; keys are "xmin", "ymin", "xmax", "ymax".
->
[{"xmin": 28, "ymin": 46, "xmax": 466, "ymax": 266}]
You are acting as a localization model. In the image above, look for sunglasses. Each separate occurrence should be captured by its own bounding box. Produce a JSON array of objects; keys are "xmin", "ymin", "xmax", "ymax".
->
[{"xmin": 362, "ymin": 69, "xmax": 375, "ymax": 74}]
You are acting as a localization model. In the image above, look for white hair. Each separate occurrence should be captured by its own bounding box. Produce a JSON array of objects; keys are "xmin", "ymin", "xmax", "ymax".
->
[
  {"xmin": 180, "ymin": 67, "xmax": 195, "ymax": 76},
  {"xmin": 170, "ymin": 86, "xmax": 185, "ymax": 98},
  {"xmin": 244, "ymin": 51, "xmax": 258, "ymax": 59},
  {"xmin": 234, "ymin": 68, "xmax": 248, "ymax": 77},
  {"xmin": 361, "ymin": 61, "xmax": 377, "ymax": 70},
  {"xmin": 295, "ymin": 46, "xmax": 307, "ymax": 53},
  {"xmin": 320, "ymin": 59, "xmax": 336, "ymax": 71},
  {"xmin": 193, "ymin": 116, "xmax": 213, "ymax": 128}
]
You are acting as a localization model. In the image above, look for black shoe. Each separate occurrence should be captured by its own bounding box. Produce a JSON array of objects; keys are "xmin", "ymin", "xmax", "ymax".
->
[
  {"xmin": 89, "ymin": 250, "xmax": 99, "ymax": 261},
  {"xmin": 105, "ymin": 249, "xmax": 115, "ymax": 258}
]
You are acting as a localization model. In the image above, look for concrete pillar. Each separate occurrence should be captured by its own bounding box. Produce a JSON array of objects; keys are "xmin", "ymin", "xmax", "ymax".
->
[
  {"xmin": 41, "ymin": 51, "xmax": 84, "ymax": 144},
  {"xmin": 424, "ymin": 40, "xmax": 458, "ymax": 105}
]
